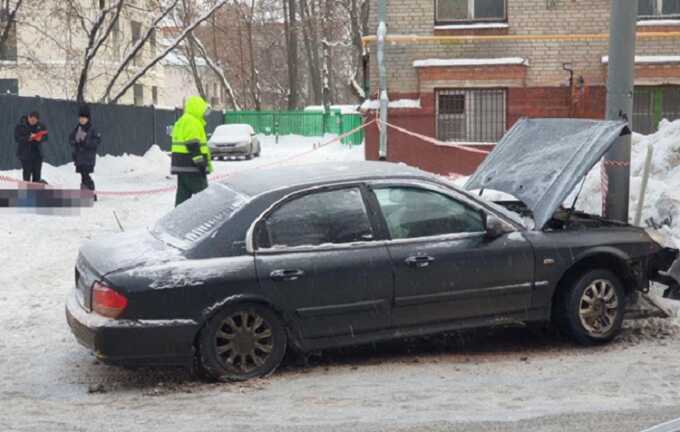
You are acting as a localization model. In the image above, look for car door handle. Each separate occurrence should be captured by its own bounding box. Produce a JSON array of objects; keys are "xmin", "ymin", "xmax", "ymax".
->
[
  {"xmin": 405, "ymin": 255, "xmax": 436, "ymax": 268},
  {"xmin": 270, "ymin": 269, "xmax": 305, "ymax": 281}
]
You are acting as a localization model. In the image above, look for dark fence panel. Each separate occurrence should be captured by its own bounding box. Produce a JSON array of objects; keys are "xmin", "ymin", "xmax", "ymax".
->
[{"xmin": 1, "ymin": 94, "xmax": 223, "ymax": 170}]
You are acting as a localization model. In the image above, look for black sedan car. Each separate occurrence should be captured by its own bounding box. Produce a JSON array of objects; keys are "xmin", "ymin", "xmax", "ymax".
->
[{"xmin": 67, "ymin": 119, "xmax": 680, "ymax": 381}]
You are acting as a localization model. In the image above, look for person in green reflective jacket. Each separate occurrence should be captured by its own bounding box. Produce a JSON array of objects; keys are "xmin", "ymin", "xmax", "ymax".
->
[{"xmin": 171, "ymin": 96, "xmax": 214, "ymax": 206}]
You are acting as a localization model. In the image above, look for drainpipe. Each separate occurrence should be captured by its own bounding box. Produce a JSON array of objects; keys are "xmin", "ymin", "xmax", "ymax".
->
[
  {"xmin": 603, "ymin": 0, "xmax": 638, "ymax": 222},
  {"xmin": 377, "ymin": 0, "xmax": 388, "ymax": 160}
]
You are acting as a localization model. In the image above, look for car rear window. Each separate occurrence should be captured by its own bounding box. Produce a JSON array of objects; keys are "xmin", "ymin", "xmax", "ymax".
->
[{"xmin": 153, "ymin": 184, "xmax": 249, "ymax": 249}]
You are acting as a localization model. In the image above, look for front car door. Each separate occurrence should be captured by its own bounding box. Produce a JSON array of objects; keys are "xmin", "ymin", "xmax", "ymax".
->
[
  {"xmin": 252, "ymin": 184, "xmax": 393, "ymax": 340},
  {"xmin": 367, "ymin": 181, "xmax": 535, "ymax": 327}
]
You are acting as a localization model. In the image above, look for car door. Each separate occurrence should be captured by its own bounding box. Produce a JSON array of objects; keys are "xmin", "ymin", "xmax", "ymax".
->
[
  {"xmin": 253, "ymin": 184, "xmax": 393, "ymax": 339},
  {"xmin": 368, "ymin": 182, "xmax": 535, "ymax": 327}
]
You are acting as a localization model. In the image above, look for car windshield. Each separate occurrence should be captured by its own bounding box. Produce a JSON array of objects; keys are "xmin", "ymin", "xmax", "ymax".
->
[{"xmin": 152, "ymin": 183, "xmax": 249, "ymax": 249}]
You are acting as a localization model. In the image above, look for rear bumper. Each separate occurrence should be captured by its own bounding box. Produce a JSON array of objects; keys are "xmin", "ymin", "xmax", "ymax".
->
[{"xmin": 65, "ymin": 290, "xmax": 199, "ymax": 367}]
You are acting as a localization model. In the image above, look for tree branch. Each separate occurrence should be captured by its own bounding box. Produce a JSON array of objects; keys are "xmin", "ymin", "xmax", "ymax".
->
[
  {"xmin": 100, "ymin": 0, "xmax": 179, "ymax": 102},
  {"xmin": 110, "ymin": 0, "xmax": 228, "ymax": 104},
  {"xmin": 191, "ymin": 33, "xmax": 241, "ymax": 110}
]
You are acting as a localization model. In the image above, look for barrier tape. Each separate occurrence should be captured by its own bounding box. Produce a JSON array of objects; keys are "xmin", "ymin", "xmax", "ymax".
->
[
  {"xmin": 379, "ymin": 120, "xmax": 492, "ymax": 155},
  {"xmin": 0, "ymin": 119, "xmax": 376, "ymax": 197},
  {"xmin": 603, "ymin": 159, "xmax": 631, "ymax": 168}
]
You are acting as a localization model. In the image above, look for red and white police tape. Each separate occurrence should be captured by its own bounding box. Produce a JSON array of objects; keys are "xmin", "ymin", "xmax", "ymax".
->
[{"xmin": 0, "ymin": 119, "xmax": 377, "ymax": 196}]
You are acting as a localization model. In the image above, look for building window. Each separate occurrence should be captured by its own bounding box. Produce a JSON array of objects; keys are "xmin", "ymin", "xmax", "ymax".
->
[
  {"xmin": 150, "ymin": 29, "xmax": 157, "ymax": 50},
  {"xmin": 133, "ymin": 84, "xmax": 144, "ymax": 106},
  {"xmin": 0, "ymin": 10, "xmax": 18, "ymax": 61},
  {"xmin": 99, "ymin": 0, "xmax": 106, "ymax": 10},
  {"xmin": 0, "ymin": 78, "xmax": 18, "ymax": 95},
  {"xmin": 112, "ymin": 18, "xmax": 120, "ymax": 58},
  {"xmin": 436, "ymin": 89, "xmax": 506, "ymax": 143},
  {"xmin": 633, "ymin": 86, "xmax": 680, "ymax": 134},
  {"xmin": 131, "ymin": 21, "xmax": 141, "ymax": 43},
  {"xmin": 638, "ymin": 0, "xmax": 680, "ymax": 18},
  {"xmin": 435, "ymin": 0, "xmax": 506, "ymax": 23},
  {"xmin": 152, "ymin": 86, "xmax": 158, "ymax": 105}
]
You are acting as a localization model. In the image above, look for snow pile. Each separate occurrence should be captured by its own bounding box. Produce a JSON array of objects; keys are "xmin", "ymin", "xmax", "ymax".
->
[
  {"xmin": 93, "ymin": 145, "xmax": 170, "ymax": 177},
  {"xmin": 413, "ymin": 57, "xmax": 528, "ymax": 68},
  {"xmin": 361, "ymin": 98, "xmax": 422, "ymax": 110},
  {"xmin": 304, "ymin": 105, "xmax": 361, "ymax": 114},
  {"xmin": 576, "ymin": 119, "xmax": 680, "ymax": 238}
]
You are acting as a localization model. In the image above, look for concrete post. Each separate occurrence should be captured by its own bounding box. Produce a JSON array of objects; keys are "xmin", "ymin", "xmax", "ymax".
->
[{"xmin": 603, "ymin": 0, "xmax": 638, "ymax": 222}]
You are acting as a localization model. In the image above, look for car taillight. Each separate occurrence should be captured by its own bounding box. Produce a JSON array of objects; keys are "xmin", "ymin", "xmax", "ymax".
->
[{"xmin": 92, "ymin": 281, "xmax": 128, "ymax": 318}]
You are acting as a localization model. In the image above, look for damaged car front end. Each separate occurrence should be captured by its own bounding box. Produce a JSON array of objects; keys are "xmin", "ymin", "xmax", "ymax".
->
[{"xmin": 465, "ymin": 118, "xmax": 680, "ymax": 316}]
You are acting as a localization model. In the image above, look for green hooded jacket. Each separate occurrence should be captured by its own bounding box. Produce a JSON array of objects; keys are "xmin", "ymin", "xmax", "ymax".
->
[{"xmin": 171, "ymin": 96, "xmax": 213, "ymax": 175}]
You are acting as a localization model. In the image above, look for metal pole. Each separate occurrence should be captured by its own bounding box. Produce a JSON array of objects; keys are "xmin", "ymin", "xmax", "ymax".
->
[
  {"xmin": 634, "ymin": 144, "xmax": 653, "ymax": 226},
  {"xmin": 603, "ymin": 0, "xmax": 638, "ymax": 222},
  {"xmin": 377, "ymin": 0, "xmax": 388, "ymax": 160}
]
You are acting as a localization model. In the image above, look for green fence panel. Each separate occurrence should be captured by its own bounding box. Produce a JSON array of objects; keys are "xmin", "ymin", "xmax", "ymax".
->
[
  {"xmin": 340, "ymin": 113, "xmax": 364, "ymax": 145},
  {"xmin": 224, "ymin": 110, "xmax": 364, "ymax": 145}
]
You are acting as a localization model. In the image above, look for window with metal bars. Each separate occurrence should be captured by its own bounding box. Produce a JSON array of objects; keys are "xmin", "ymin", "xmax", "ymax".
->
[
  {"xmin": 435, "ymin": 0, "xmax": 506, "ymax": 23},
  {"xmin": 633, "ymin": 86, "xmax": 680, "ymax": 134},
  {"xmin": 436, "ymin": 89, "xmax": 506, "ymax": 143},
  {"xmin": 638, "ymin": 0, "xmax": 680, "ymax": 18}
]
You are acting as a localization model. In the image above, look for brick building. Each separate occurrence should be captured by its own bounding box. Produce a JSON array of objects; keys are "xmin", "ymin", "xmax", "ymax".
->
[{"xmin": 364, "ymin": 0, "xmax": 680, "ymax": 175}]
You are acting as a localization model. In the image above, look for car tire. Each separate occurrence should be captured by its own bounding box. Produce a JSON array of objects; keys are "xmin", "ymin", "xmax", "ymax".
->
[
  {"xmin": 554, "ymin": 269, "xmax": 625, "ymax": 346},
  {"xmin": 198, "ymin": 303, "xmax": 287, "ymax": 381}
]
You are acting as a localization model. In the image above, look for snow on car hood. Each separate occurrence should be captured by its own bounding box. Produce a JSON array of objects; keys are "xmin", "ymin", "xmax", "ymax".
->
[
  {"xmin": 465, "ymin": 118, "xmax": 629, "ymax": 230},
  {"xmin": 209, "ymin": 124, "xmax": 254, "ymax": 144}
]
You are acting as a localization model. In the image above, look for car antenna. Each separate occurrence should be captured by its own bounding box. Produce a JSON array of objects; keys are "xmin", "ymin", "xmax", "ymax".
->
[{"xmin": 113, "ymin": 210, "xmax": 126, "ymax": 232}]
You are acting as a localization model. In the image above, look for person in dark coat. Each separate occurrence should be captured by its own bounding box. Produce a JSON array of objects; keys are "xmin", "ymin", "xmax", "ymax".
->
[
  {"xmin": 14, "ymin": 111, "xmax": 48, "ymax": 183},
  {"xmin": 69, "ymin": 105, "xmax": 100, "ymax": 197}
]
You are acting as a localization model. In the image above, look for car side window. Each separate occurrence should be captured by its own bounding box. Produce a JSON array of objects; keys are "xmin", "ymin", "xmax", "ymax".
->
[
  {"xmin": 373, "ymin": 187, "xmax": 485, "ymax": 240},
  {"xmin": 257, "ymin": 187, "xmax": 374, "ymax": 249}
]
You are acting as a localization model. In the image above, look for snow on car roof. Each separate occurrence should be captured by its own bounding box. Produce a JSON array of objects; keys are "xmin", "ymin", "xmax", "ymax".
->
[
  {"xmin": 211, "ymin": 124, "xmax": 254, "ymax": 139},
  {"xmin": 220, "ymin": 161, "xmax": 434, "ymax": 197}
]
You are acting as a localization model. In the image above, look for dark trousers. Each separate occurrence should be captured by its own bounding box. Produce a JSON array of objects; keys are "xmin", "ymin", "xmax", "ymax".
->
[
  {"xmin": 20, "ymin": 158, "xmax": 42, "ymax": 182},
  {"xmin": 175, "ymin": 173, "xmax": 208, "ymax": 206},
  {"xmin": 80, "ymin": 172, "xmax": 95, "ymax": 191}
]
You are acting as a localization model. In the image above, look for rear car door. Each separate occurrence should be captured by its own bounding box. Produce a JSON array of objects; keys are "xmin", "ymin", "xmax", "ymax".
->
[
  {"xmin": 368, "ymin": 182, "xmax": 535, "ymax": 327},
  {"xmin": 253, "ymin": 185, "xmax": 393, "ymax": 339}
]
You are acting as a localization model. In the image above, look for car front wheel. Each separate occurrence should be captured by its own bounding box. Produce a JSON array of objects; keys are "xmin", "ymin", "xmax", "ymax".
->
[
  {"xmin": 555, "ymin": 269, "xmax": 625, "ymax": 345},
  {"xmin": 198, "ymin": 303, "xmax": 287, "ymax": 381}
]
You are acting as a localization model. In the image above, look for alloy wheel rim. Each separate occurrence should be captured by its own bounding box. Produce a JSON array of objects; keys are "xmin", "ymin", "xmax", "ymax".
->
[
  {"xmin": 215, "ymin": 311, "xmax": 274, "ymax": 374},
  {"xmin": 578, "ymin": 279, "xmax": 619, "ymax": 336}
]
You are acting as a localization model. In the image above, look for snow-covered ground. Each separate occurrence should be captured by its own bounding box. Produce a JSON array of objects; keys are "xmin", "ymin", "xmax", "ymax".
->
[{"xmin": 2, "ymin": 130, "xmax": 680, "ymax": 431}]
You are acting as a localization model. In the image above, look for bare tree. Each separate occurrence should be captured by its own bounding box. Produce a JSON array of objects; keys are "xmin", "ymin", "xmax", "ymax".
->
[
  {"xmin": 299, "ymin": 0, "xmax": 321, "ymax": 104},
  {"xmin": 100, "ymin": 0, "xmax": 180, "ymax": 103},
  {"xmin": 191, "ymin": 34, "xmax": 240, "ymax": 110},
  {"xmin": 283, "ymin": 0, "xmax": 298, "ymax": 109},
  {"xmin": 65, "ymin": 0, "xmax": 125, "ymax": 102},
  {"xmin": 109, "ymin": 0, "xmax": 228, "ymax": 104}
]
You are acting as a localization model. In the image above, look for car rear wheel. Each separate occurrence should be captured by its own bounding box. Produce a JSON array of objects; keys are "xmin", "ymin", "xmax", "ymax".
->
[
  {"xmin": 198, "ymin": 303, "xmax": 287, "ymax": 381},
  {"xmin": 554, "ymin": 269, "xmax": 625, "ymax": 345}
]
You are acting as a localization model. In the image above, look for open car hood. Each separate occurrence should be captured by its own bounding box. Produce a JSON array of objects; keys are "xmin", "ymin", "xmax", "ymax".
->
[{"xmin": 465, "ymin": 118, "xmax": 630, "ymax": 230}]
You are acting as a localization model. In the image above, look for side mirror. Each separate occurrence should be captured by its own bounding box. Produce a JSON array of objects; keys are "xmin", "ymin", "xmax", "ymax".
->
[{"xmin": 485, "ymin": 214, "xmax": 511, "ymax": 239}]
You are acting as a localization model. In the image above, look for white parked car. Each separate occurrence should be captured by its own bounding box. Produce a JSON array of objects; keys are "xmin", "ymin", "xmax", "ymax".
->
[{"xmin": 208, "ymin": 124, "xmax": 261, "ymax": 160}]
